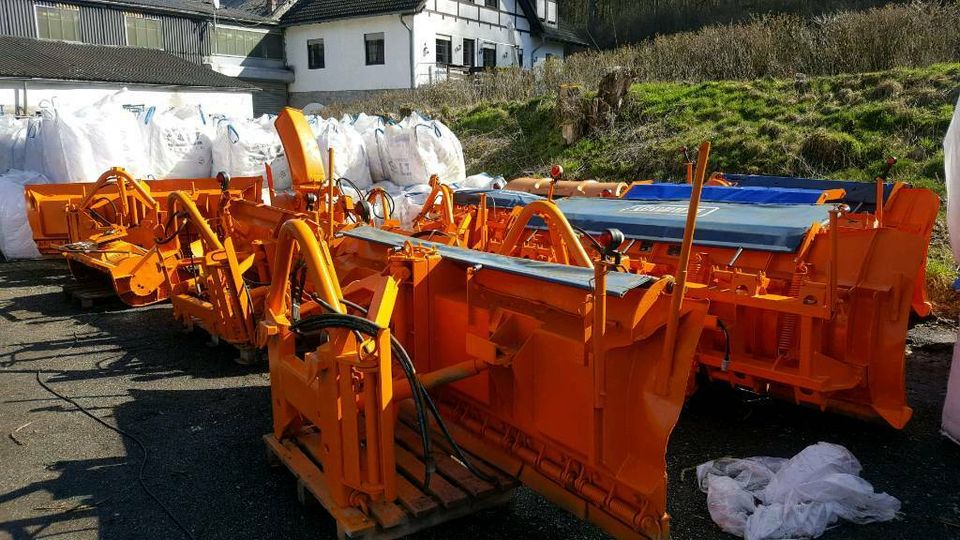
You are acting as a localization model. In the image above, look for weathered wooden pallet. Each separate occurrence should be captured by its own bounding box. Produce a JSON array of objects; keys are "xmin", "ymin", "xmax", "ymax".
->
[
  {"xmin": 62, "ymin": 282, "xmax": 118, "ymax": 309},
  {"xmin": 264, "ymin": 420, "xmax": 517, "ymax": 540}
]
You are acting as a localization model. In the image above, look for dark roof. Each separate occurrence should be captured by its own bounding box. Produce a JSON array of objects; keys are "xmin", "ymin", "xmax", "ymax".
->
[
  {"xmin": 281, "ymin": 0, "xmax": 425, "ymax": 25},
  {"xmin": 543, "ymin": 24, "xmax": 591, "ymax": 47},
  {"xmin": 86, "ymin": 0, "xmax": 276, "ymax": 24},
  {"xmin": 516, "ymin": 0, "xmax": 544, "ymax": 34},
  {"xmin": 0, "ymin": 35, "xmax": 256, "ymax": 90}
]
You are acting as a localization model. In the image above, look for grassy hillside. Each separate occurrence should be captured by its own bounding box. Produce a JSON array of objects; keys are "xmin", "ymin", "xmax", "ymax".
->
[{"xmin": 447, "ymin": 63, "xmax": 959, "ymax": 311}]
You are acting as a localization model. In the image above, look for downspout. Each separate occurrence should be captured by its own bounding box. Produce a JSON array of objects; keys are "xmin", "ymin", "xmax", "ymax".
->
[{"xmin": 400, "ymin": 14, "xmax": 415, "ymax": 89}]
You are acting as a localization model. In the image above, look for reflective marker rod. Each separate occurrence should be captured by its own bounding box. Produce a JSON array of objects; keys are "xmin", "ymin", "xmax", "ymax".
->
[
  {"xmin": 659, "ymin": 141, "xmax": 710, "ymax": 392},
  {"xmin": 327, "ymin": 148, "xmax": 335, "ymax": 240}
]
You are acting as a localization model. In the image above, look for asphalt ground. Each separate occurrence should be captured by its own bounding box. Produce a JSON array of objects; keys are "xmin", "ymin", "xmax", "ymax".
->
[{"xmin": 1, "ymin": 258, "xmax": 959, "ymax": 540}]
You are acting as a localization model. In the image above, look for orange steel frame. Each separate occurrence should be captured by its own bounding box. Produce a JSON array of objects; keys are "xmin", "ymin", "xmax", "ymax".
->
[
  {"xmin": 259, "ymin": 218, "xmax": 707, "ymax": 539},
  {"xmin": 439, "ymin": 150, "xmax": 939, "ymax": 428},
  {"xmin": 161, "ymin": 107, "xmax": 400, "ymax": 354},
  {"xmin": 23, "ymin": 168, "xmax": 262, "ymax": 306}
]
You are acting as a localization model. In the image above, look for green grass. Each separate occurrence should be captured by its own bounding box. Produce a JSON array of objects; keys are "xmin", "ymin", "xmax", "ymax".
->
[{"xmin": 447, "ymin": 63, "xmax": 959, "ymax": 312}]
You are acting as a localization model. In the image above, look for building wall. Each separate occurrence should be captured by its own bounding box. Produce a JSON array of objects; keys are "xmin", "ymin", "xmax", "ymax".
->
[
  {"xmin": 286, "ymin": 2, "xmax": 570, "ymax": 101},
  {"xmin": 285, "ymin": 15, "xmax": 415, "ymax": 94},
  {"xmin": 0, "ymin": 0, "xmax": 210, "ymax": 64},
  {"xmin": 0, "ymin": 80, "xmax": 253, "ymax": 118}
]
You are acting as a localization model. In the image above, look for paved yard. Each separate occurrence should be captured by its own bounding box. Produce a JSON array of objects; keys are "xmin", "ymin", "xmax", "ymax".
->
[{"xmin": 1, "ymin": 259, "xmax": 958, "ymax": 539}]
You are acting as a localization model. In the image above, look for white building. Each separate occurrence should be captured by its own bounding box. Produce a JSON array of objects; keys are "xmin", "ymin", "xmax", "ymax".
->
[{"xmin": 280, "ymin": 0, "xmax": 588, "ymax": 106}]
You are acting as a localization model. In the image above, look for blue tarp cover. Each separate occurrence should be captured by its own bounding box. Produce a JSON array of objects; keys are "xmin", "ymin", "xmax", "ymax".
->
[
  {"xmin": 722, "ymin": 174, "xmax": 893, "ymax": 208},
  {"xmin": 624, "ymin": 183, "xmax": 828, "ymax": 205},
  {"xmin": 453, "ymin": 188, "xmax": 544, "ymax": 209},
  {"xmin": 540, "ymin": 198, "xmax": 830, "ymax": 253},
  {"xmin": 341, "ymin": 226, "xmax": 654, "ymax": 297}
]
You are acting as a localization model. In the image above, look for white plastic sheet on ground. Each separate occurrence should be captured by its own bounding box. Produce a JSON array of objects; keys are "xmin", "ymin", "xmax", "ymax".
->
[
  {"xmin": 0, "ymin": 169, "xmax": 49, "ymax": 259},
  {"xmin": 40, "ymin": 90, "xmax": 147, "ymax": 182},
  {"xmin": 696, "ymin": 442, "xmax": 900, "ymax": 540},
  {"xmin": 141, "ymin": 105, "xmax": 213, "ymax": 178},
  {"xmin": 382, "ymin": 113, "xmax": 465, "ymax": 187},
  {"xmin": 211, "ymin": 115, "xmax": 281, "ymax": 178}
]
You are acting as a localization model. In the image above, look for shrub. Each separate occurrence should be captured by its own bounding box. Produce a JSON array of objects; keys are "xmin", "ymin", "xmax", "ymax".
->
[{"xmin": 801, "ymin": 130, "xmax": 863, "ymax": 168}]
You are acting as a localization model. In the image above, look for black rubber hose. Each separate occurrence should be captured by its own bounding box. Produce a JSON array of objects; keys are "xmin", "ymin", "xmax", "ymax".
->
[
  {"xmin": 291, "ymin": 313, "xmax": 435, "ymax": 487},
  {"xmin": 296, "ymin": 300, "xmax": 494, "ymax": 483},
  {"xmin": 717, "ymin": 319, "xmax": 731, "ymax": 371}
]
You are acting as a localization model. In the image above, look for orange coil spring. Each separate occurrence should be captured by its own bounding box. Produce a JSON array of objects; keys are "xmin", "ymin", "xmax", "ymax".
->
[{"xmin": 777, "ymin": 266, "xmax": 807, "ymax": 356}]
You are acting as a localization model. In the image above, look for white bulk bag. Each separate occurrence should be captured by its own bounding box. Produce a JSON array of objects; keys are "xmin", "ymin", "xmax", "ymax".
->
[
  {"xmin": 268, "ymin": 153, "xmax": 293, "ymax": 192},
  {"xmin": 382, "ymin": 113, "xmax": 465, "ymax": 187},
  {"xmin": 0, "ymin": 116, "xmax": 27, "ymax": 173},
  {"xmin": 314, "ymin": 117, "xmax": 372, "ymax": 189},
  {"xmin": 352, "ymin": 113, "xmax": 389, "ymax": 182},
  {"xmin": 0, "ymin": 169, "xmax": 50, "ymax": 259},
  {"xmin": 456, "ymin": 173, "xmax": 507, "ymax": 190},
  {"xmin": 945, "ymin": 95, "xmax": 960, "ymax": 260},
  {"xmin": 211, "ymin": 115, "xmax": 282, "ymax": 178},
  {"xmin": 23, "ymin": 117, "xmax": 45, "ymax": 175},
  {"xmin": 40, "ymin": 91, "xmax": 147, "ymax": 182},
  {"xmin": 141, "ymin": 105, "xmax": 213, "ymax": 178},
  {"xmin": 942, "ymin": 336, "xmax": 960, "ymax": 444}
]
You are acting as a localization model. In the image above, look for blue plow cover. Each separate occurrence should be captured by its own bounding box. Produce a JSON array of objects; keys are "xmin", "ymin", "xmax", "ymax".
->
[
  {"xmin": 722, "ymin": 174, "xmax": 893, "ymax": 208},
  {"xmin": 341, "ymin": 226, "xmax": 654, "ymax": 297},
  {"xmin": 538, "ymin": 198, "xmax": 831, "ymax": 253},
  {"xmin": 624, "ymin": 183, "xmax": 828, "ymax": 205},
  {"xmin": 453, "ymin": 188, "xmax": 544, "ymax": 209}
]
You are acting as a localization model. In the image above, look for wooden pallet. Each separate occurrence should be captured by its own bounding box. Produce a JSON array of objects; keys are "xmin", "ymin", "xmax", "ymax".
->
[
  {"xmin": 62, "ymin": 282, "xmax": 118, "ymax": 309},
  {"xmin": 264, "ymin": 420, "xmax": 518, "ymax": 540}
]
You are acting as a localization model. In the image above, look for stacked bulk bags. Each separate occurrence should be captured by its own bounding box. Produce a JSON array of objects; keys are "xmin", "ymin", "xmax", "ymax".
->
[
  {"xmin": 381, "ymin": 113, "xmax": 465, "ymax": 187},
  {"xmin": 211, "ymin": 114, "xmax": 283, "ymax": 178},
  {"xmin": 141, "ymin": 105, "xmax": 213, "ymax": 178},
  {"xmin": 0, "ymin": 116, "xmax": 27, "ymax": 173},
  {"xmin": 0, "ymin": 169, "xmax": 49, "ymax": 259},
  {"xmin": 351, "ymin": 113, "xmax": 389, "ymax": 183},
  {"xmin": 313, "ymin": 116, "xmax": 372, "ymax": 189},
  {"xmin": 40, "ymin": 91, "xmax": 148, "ymax": 182}
]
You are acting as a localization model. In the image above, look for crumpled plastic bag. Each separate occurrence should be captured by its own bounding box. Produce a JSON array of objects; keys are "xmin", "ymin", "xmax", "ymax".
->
[{"xmin": 697, "ymin": 442, "xmax": 900, "ymax": 540}]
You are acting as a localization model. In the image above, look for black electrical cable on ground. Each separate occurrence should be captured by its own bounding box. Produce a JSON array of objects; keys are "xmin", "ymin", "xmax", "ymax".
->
[{"xmin": 35, "ymin": 371, "xmax": 196, "ymax": 540}]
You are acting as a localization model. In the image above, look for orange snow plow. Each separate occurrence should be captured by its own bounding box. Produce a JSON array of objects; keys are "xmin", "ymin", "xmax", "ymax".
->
[
  {"xmin": 258, "ymin": 216, "xmax": 707, "ymax": 539},
  {"xmin": 23, "ymin": 168, "xmax": 261, "ymax": 306},
  {"xmin": 441, "ymin": 149, "xmax": 939, "ymax": 428},
  {"xmin": 160, "ymin": 107, "xmax": 396, "ymax": 356}
]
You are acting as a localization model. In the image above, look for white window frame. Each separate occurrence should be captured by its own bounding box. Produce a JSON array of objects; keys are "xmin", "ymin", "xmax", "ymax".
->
[
  {"xmin": 34, "ymin": 2, "xmax": 81, "ymax": 43},
  {"xmin": 124, "ymin": 12, "xmax": 163, "ymax": 50}
]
